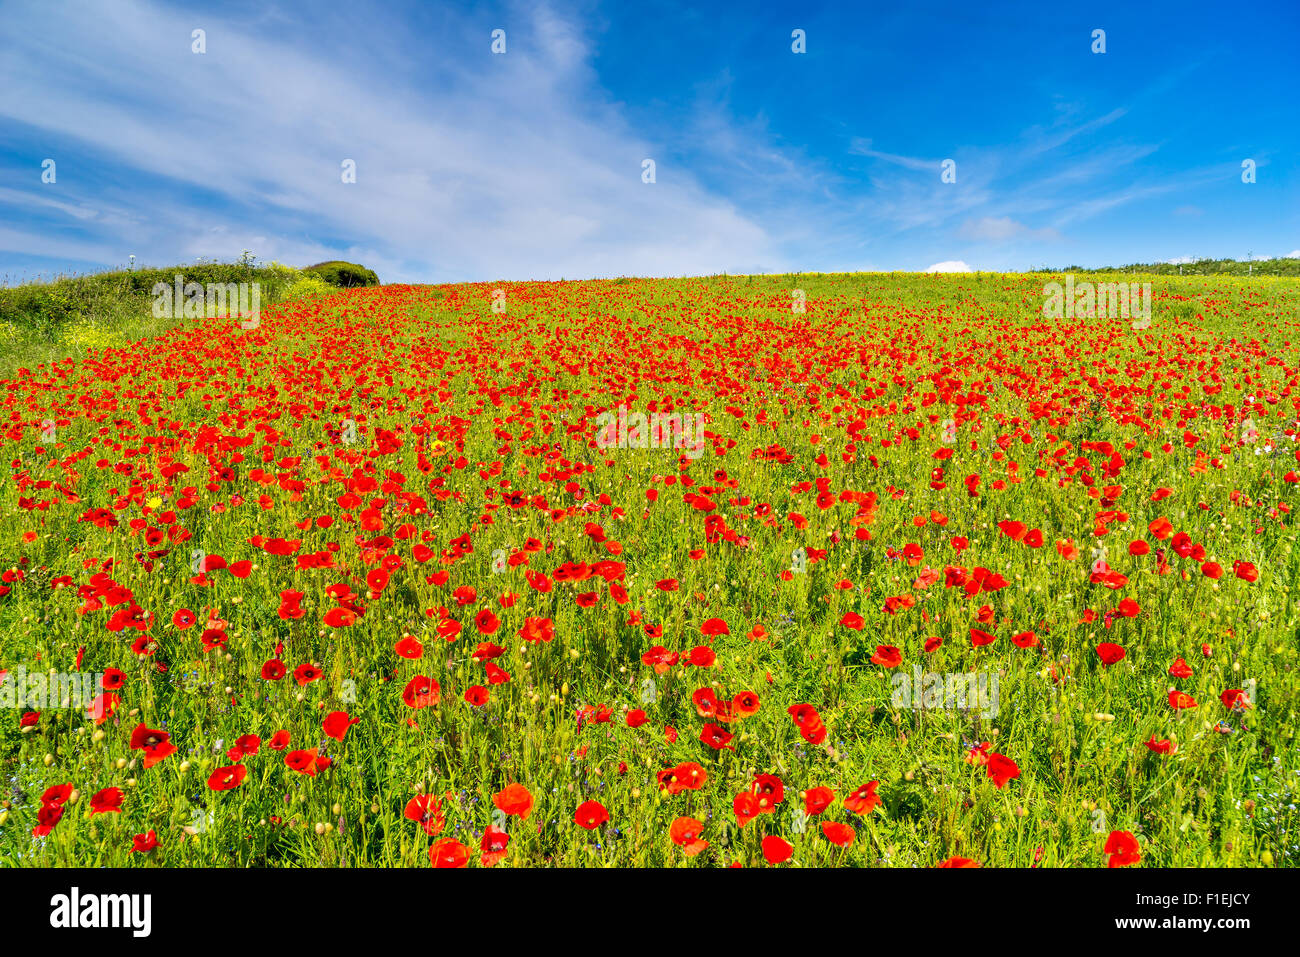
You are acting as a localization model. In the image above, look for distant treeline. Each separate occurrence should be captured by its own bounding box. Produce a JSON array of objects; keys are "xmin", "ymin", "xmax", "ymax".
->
[{"xmin": 1029, "ymin": 257, "xmax": 1300, "ymax": 277}]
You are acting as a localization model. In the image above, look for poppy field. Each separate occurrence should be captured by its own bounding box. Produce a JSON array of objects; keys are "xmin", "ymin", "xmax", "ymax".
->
[{"xmin": 1, "ymin": 270, "xmax": 1298, "ymax": 869}]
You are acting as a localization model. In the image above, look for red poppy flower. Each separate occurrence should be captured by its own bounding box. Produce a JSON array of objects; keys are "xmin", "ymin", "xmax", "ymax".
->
[
  {"xmin": 207, "ymin": 764, "xmax": 247, "ymax": 791},
  {"xmin": 1103, "ymin": 830, "xmax": 1141, "ymax": 867},
  {"xmin": 292, "ymin": 663, "xmax": 322, "ymax": 685},
  {"xmin": 323, "ymin": 607, "xmax": 358, "ymax": 628},
  {"xmin": 89, "ymin": 787, "xmax": 124, "ymax": 814},
  {"xmin": 1168, "ymin": 689, "xmax": 1197, "ymax": 709},
  {"xmin": 1012, "ymin": 631, "xmax": 1038, "ymax": 648},
  {"xmin": 844, "ymin": 781, "xmax": 881, "ymax": 815},
  {"xmin": 750, "ymin": 774, "xmax": 784, "ymax": 812},
  {"xmin": 761, "ymin": 835, "xmax": 794, "ymax": 864},
  {"xmin": 1221, "ymin": 688, "xmax": 1249, "ymax": 710},
  {"xmin": 657, "ymin": 762, "xmax": 708, "ymax": 794},
  {"xmin": 322, "ymin": 710, "xmax": 360, "ymax": 741},
  {"xmin": 87, "ymin": 691, "xmax": 120, "ymax": 725},
  {"xmin": 227, "ymin": 734, "xmax": 261, "ymax": 761},
  {"xmin": 429, "ymin": 838, "xmax": 470, "ymax": 868},
  {"xmin": 480, "ymin": 825, "xmax": 510, "ymax": 867},
  {"xmin": 692, "ymin": 687, "xmax": 718, "ymax": 717},
  {"xmin": 669, "ymin": 817, "xmax": 709, "ymax": 856},
  {"xmin": 33, "ymin": 801, "xmax": 65, "ymax": 837},
  {"xmin": 986, "ymin": 753, "xmax": 1020, "ymax": 788},
  {"xmin": 574, "ymin": 800, "xmax": 609, "ymax": 829},
  {"xmin": 803, "ymin": 786, "xmax": 836, "ymax": 815},
  {"xmin": 404, "ymin": 793, "xmax": 446, "ymax": 835},
  {"xmin": 1096, "ymin": 642, "xmax": 1126, "ymax": 665},
  {"xmin": 277, "ymin": 590, "xmax": 305, "ymax": 620},
  {"xmin": 733, "ymin": 791, "xmax": 762, "ymax": 827},
  {"xmin": 394, "ymin": 636, "xmax": 424, "ymax": 659},
  {"xmin": 1144, "ymin": 736, "xmax": 1176, "ymax": 755},
  {"xmin": 821, "ymin": 821, "xmax": 856, "ymax": 847},
  {"xmin": 699, "ymin": 723, "xmax": 734, "ymax": 750},
  {"xmin": 518, "ymin": 617, "xmax": 555, "ymax": 644},
  {"xmin": 871, "ymin": 644, "xmax": 902, "ymax": 668},
  {"xmin": 130, "ymin": 723, "xmax": 178, "ymax": 768},
  {"xmin": 688, "ymin": 645, "xmax": 716, "ymax": 667},
  {"xmin": 402, "ymin": 676, "xmax": 441, "ymax": 709},
  {"xmin": 284, "ymin": 748, "xmax": 321, "ymax": 776},
  {"xmin": 998, "ymin": 520, "xmax": 1027, "ymax": 542}
]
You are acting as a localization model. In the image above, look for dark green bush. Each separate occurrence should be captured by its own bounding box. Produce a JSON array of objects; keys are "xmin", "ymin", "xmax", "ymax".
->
[{"xmin": 302, "ymin": 261, "xmax": 380, "ymax": 288}]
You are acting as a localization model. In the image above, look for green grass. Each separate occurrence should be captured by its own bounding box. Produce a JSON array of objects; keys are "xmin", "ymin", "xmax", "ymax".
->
[{"xmin": 0, "ymin": 272, "xmax": 1296, "ymax": 868}]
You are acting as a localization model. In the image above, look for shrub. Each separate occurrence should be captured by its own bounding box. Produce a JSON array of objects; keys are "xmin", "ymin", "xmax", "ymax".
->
[{"xmin": 302, "ymin": 261, "xmax": 380, "ymax": 288}]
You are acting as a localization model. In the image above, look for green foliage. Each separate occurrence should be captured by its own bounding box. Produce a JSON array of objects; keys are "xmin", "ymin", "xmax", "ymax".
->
[
  {"xmin": 1033, "ymin": 257, "xmax": 1300, "ymax": 277},
  {"xmin": 0, "ymin": 259, "xmax": 300, "ymax": 330},
  {"xmin": 302, "ymin": 261, "xmax": 380, "ymax": 288}
]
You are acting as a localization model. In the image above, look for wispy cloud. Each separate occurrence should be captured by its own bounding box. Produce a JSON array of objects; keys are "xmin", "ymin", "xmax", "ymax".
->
[
  {"xmin": 0, "ymin": 0, "xmax": 783, "ymax": 281},
  {"xmin": 959, "ymin": 217, "xmax": 1060, "ymax": 243}
]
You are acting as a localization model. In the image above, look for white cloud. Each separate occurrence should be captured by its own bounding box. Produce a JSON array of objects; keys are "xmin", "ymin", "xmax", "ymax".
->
[
  {"xmin": 959, "ymin": 216, "xmax": 1060, "ymax": 242},
  {"xmin": 0, "ymin": 0, "xmax": 783, "ymax": 282},
  {"xmin": 1286, "ymin": 250, "xmax": 1300, "ymax": 259},
  {"xmin": 848, "ymin": 139, "xmax": 939, "ymax": 172},
  {"xmin": 1164, "ymin": 256, "xmax": 1196, "ymax": 264},
  {"xmin": 925, "ymin": 260, "xmax": 973, "ymax": 272}
]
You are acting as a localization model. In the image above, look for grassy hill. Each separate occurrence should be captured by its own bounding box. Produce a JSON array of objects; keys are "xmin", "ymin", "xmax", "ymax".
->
[{"xmin": 0, "ymin": 258, "xmax": 379, "ymax": 377}]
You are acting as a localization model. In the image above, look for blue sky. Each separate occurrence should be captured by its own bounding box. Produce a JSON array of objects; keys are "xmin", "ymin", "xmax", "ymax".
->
[{"xmin": 1, "ymin": 0, "xmax": 1296, "ymax": 283}]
